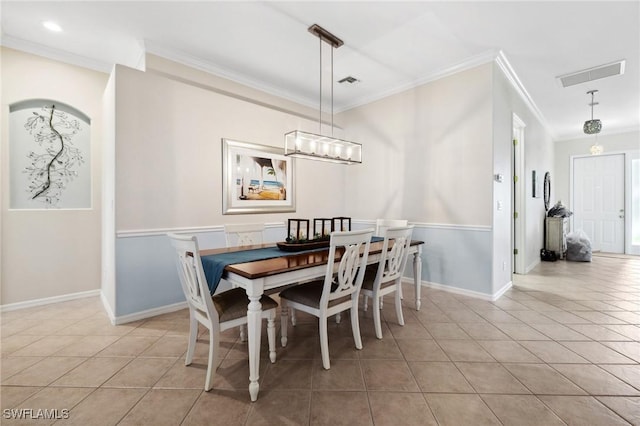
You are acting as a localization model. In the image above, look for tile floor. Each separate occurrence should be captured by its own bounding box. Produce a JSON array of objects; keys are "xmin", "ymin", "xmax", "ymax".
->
[{"xmin": 1, "ymin": 254, "xmax": 639, "ymax": 425}]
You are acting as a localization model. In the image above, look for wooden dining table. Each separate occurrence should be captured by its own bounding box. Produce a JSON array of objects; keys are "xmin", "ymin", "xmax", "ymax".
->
[{"xmin": 200, "ymin": 238, "xmax": 424, "ymax": 401}]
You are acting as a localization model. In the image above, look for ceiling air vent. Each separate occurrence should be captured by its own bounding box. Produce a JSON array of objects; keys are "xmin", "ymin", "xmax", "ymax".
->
[
  {"xmin": 557, "ymin": 60, "xmax": 626, "ymax": 88},
  {"xmin": 338, "ymin": 76, "xmax": 359, "ymax": 84}
]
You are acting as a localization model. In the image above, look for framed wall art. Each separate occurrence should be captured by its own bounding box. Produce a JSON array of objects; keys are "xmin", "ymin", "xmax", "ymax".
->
[
  {"xmin": 222, "ymin": 138, "xmax": 295, "ymax": 214},
  {"xmin": 9, "ymin": 99, "xmax": 91, "ymax": 209}
]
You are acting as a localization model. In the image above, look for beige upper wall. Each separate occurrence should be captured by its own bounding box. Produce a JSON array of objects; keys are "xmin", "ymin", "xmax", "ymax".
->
[
  {"xmin": 114, "ymin": 62, "xmax": 348, "ymax": 231},
  {"xmin": 1, "ymin": 47, "xmax": 108, "ymax": 305},
  {"xmin": 338, "ymin": 63, "xmax": 494, "ymax": 226}
]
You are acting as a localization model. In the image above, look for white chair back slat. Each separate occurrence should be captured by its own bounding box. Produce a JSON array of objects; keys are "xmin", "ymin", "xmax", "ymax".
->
[
  {"xmin": 322, "ymin": 229, "xmax": 373, "ymax": 304},
  {"xmin": 375, "ymin": 219, "xmax": 408, "ymax": 237},
  {"xmin": 376, "ymin": 226, "xmax": 414, "ymax": 286},
  {"xmin": 224, "ymin": 223, "xmax": 265, "ymax": 247}
]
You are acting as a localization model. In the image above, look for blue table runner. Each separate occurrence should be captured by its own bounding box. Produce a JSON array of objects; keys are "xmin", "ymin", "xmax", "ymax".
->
[{"xmin": 201, "ymin": 237, "xmax": 384, "ymax": 294}]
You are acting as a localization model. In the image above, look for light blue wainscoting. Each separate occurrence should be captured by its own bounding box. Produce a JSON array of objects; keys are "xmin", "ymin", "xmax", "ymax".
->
[
  {"xmin": 114, "ymin": 226, "xmax": 288, "ymax": 318},
  {"xmin": 353, "ymin": 221, "xmax": 493, "ymax": 297}
]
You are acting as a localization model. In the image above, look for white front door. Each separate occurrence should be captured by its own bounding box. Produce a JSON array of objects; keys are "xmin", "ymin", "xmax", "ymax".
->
[{"xmin": 573, "ymin": 154, "xmax": 625, "ymax": 253}]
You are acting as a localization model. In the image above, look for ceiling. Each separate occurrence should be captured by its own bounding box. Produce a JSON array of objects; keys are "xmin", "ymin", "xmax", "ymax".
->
[{"xmin": 2, "ymin": 1, "xmax": 639, "ymax": 140}]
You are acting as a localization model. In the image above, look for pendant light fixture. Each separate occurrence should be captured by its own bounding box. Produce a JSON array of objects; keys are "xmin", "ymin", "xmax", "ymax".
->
[
  {"xmin": 583, "ymin": 90, "xmax": 603, "ymax": 155},
  {"xmin": 284, "ymin": 24, "xmax": 362, "ymax": 164},
  {"xmin": 583, "ymin": 89, "xmax": 602, "ymax": 135}
]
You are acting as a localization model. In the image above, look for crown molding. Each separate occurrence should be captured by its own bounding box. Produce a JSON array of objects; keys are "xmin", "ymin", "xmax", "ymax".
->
[
  {"xmin": 1, "ymin": 33, "xmax": 112, "ymax": 73},
  {"xmin": 336, "ymin": 49, "xmax": 500, "ymax": 113},
  {"xmin": 494, "ymin": 50, "xmax": 556, "ymax": 139},
  {"xmin": 144, "ymin": 40, "xmax": 318, "ymax": 110}
]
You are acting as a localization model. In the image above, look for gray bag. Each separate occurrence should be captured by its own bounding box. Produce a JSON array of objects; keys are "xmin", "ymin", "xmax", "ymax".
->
[{"xmin": 566, "ymin": 230, "xmax": 592, "ymax": 262}]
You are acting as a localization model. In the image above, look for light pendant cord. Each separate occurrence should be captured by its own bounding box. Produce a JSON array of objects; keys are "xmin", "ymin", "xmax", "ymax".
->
[
  {"xmin": 319, "ymin": 36, "xmax": 322, "ymax": 134},
  {"xmin": 331, "ymin": 45, "xmax": 334, "ymax": 137}
]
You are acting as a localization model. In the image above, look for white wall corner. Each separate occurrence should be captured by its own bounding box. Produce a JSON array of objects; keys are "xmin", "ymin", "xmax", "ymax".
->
[
  {"xmin": 100, "ymin": 291, "xmax": 116, "ymax": 325},
  {"xmin": 525, "ymin": 258, "xmax": 540, "ymax": 274},
  {"xmin": 492, "ymin": 281, "xmax": 513, "ymax": 301}
]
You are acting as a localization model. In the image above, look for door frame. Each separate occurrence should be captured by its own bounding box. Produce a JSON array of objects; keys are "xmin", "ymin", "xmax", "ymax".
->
[
  {"xmin": 512, "ymin": 114, "xmax": 526, "ymax": 273},
  {"xmin": 570, "ymin": 151, "xmax": 627, "ymax": 253}
]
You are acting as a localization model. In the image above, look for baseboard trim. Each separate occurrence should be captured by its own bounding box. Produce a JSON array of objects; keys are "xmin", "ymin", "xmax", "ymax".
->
[
  {"xmin": 0, "ymin": 289, "xmax": 101, "ymax": 312},
  {"xmin": 403, "ymin": 278, "xmax": 511, "ymax": 301},
  {"xmin": 111, "ymin": 301, "xmax": 188, "ymax": 325}
]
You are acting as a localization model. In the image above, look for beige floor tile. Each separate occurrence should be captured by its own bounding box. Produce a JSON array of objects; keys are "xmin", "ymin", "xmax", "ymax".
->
[
  {"xmin": 425, "ymin": 393, "xmax": 501, "ymax": 425},
  {"xmin": 476, "ymin": 340, "xmax": 542, "ymax": 363},
  {"xmin": 154, "ymin": 357, "xmax": 214, "ymax": 390},
  {"xmin": 539, "ymin": 395, "xmax": 630, "ymax": 426},
  {"xmin": 493, "ymin": 323, "xmax": 551, "ymax": 340},
  {"xmin": 52, "ymin": 357, "xmax": 132, "ymax": 387},
  {"xmin": 13, "ymin": 387, "xmax": 93, "ymax": 421},
  {"xmin": 0, "ymin": 386, "xmax": 42, "ymax": 409},
  {"xmin": 62, "ymin": 388, "xmax": 147, "ymax": 426},
  {"xmin": 507, "ymin": 310, "xmax": 558, "ymax": 324},
  {"xmin": 457, "ymin": 322, "xmax": 511, "ymax": 340},
  {"xmin": 1, "ymin": 357, "xmax": 44, "ymax": 379},
  {"xmin": 357, "ymin": 337, "xmax": 403, "ymax": 360},
  {"xmin": 10, "ymin": 335, "xmax": 83, "ymax": 357},
  {"xmin": 528, "ymin": 323, "xmax": 590, "ymax": 340},
  {"xmin": 476, "ymin": 309, "xmax": 522, "ymax": 323},
  {"xmin": 441, "ymin": 309, "xmax": 487, "ymax": 323},
  {"xmin": 396, "ymin": 338, "xmax": 449, "ymax": 361},
  {"xmin": 599, "ymin": 364, "xmax": 640, "ymax": 390},
  {"xmin": 52, "ymin": 335, "xmax": 121, "ymax": 357},
  {"xmin": 603, "ymin": 324, "xmax": 640, "ymax": 340},
  {"xmin": 481, "ymin": 394, "xmax": 565, "ymax": 425},
  {"xmin": 277, "ymin": 335, "xmax": 319, "ymax": 360},
  {"xmin": 573, "ymin": 310, "xmax": 630, "ymax": 324},
  {"xmin": 542, "ymin": 310, "xmax": 592, "ymax": 324},
  {"xmin": 602, "ymin": 341, "xmax": 640, "ymax": 363},
  {"xmin": 368, "ymin": 392, "xmax": 437, "ymax": 426},
  {"xmin": 552, "ymin": 363, "xmax": 640, "ymax": 396},
  {"xmin": 424, "ymin": 323, "xmax": 470, "ymax": 340},
  {"xmin": 2, "ymin": 357, "xmax": 86, "ymax": 386},
  {"xmin": 387, "ymin": 321, "xmax": 432, "ymax": 339},
  {"xmin": 318, "ymin": 335, "xmax": 361, "ymax": 360},
  {"xmin": 208, "ymin": 358, "xmax": 270, "ymax": 391},
  {"xmin": 182, "ymin": 389, "xmax": 251, "ymax": 425},
  {"xmin": 408, "ymin": 362, "xmax": 474, "ymax": 393},
  {"xmin": 118, "ymin": 388, "xmax": 201, "ymax": 426},
  {"xmin": 140, "ymin": 334, "xmax": 188, "ymax": 357},
  {"xmin": 456, "ymin": 362, "xmax": 530, "ymax": 394},
  {"xmin": 597, "ymin": 396, "xmax": 640, "ymax": 425},
  {"xmin": 102, "ymin": 357, "xmax": 176, "ymax": 388},
  {"xmin": 0, "ymin": 335, "xmax": 44, "ymax": 356},
  {"xmin": 310, "ymin": 391, "xmax": 372, "ymax": 426},
  {"xmin": 503, "ymin": 363, "xmax": 586, "ymax": 395},
  {"xmin": 97, "ymin": 335, "xmax": 160, "ymax": 357},
  {"xmin": 437, "ymin": 340, "xmax": 495, "ymax": 362},
  {"xmin": 311, "ymin": 359, "xmax": 364, "ymax": 390},
  {"xmin": 560, "ymin": 341, "xmax": 637, "ymax": 363},
  {"xmin": 518, "ymin": 340, "xmax": 589, "ymax": 363},
  {"xmin": 245, "ymin": 390, "xmax": 311, "ymax": 426},
  {"xmin": 361, "ymin": 359, "xmax": 419, "ymax": 391},
  {"xmin": 17, "ymin": 319, "xmax": 80, "ymax": 336},
  {"xmin": 262, "ymin": 359, "xmax": 313, "ymax": 390}
]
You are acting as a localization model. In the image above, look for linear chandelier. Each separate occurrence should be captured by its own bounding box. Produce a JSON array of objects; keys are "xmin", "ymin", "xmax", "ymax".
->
[{"xmin": 284, "ymin": 24, "xmax": 362, "ymax": 165}]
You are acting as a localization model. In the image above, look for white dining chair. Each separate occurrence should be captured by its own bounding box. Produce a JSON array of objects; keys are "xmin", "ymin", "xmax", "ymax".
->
[
  {"xmin": 224, "ymin": 223, "xmax": 265, "ymax": 247},
  {"xmin": 168, "ymin": 233, "xmax": 277, "ymax": 391},
  {"xmin": 360, "ymin": 226, "xmax": 414, "ymax": 339},
  {"xmin": 364, "ymin": 218, "xmax": 409, "ymax": 311},
  {"xmin": 279, "ymin": 229, "xmax": 374, "ymax": 370}
]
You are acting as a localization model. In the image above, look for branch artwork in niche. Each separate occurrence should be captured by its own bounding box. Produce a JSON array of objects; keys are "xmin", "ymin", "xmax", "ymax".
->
[{"xmin": 23, "ymin": 104, "xmax": 84, "ymax": 206}]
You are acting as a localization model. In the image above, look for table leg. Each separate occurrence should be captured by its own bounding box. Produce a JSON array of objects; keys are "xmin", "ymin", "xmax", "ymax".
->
[
  {"xmin": 247, "ymin": 293, "xmax": 262, "ymax": 402},
  {"xmin": 413, "ymin": 246, "xmax": 422, "ymax": 311}
]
